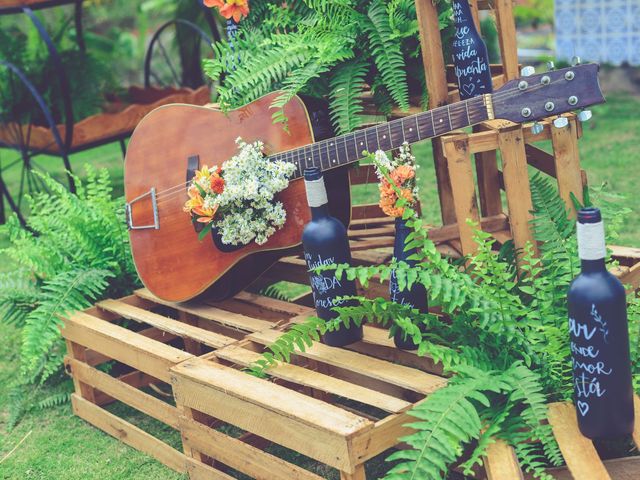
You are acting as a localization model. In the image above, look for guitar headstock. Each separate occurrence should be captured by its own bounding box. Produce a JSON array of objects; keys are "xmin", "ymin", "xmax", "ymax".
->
[{"xmin": 492, "ymin": 63, "xmax": 605, "ymax": 124}]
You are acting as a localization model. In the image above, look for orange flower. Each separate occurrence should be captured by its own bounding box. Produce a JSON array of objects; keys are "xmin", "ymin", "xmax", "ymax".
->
[
  {"xmin": 193, "ymin": 204, "xmax": 219, "ymax": 223},
  {"xmin": 210, "ymin": 175, "xmax": 225, "ymax": 194},
  {"xmin": 183, "ymin": 190, "xmax": 204, "ymax": 213},
  {"xmin": 206, "ymin": 0, "xmax": 250, "ymax": 22},
  {"xmin": 390, "ymin": 165, "xmax": 415, "ymax": 185}
]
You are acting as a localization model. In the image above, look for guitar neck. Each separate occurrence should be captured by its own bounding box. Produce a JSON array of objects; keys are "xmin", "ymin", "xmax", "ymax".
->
[{"xmin": 269, "ymin": 94, "xmax": 492, "ymax": 179}]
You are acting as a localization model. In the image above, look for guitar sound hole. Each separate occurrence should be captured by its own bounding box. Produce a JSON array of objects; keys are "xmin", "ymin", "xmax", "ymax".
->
[{"xmin": 211, "ymin": 228, "xmax": 245, "ymax": 252}]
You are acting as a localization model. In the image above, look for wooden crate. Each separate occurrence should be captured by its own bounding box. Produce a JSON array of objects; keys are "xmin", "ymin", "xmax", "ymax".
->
[
  {"xmin": 170, "ymin": 322, "xmax": 447, "ymax": 480},
  {"xmin": 61, "ymin": 287, "xmax": 308, "ymax": 477}
]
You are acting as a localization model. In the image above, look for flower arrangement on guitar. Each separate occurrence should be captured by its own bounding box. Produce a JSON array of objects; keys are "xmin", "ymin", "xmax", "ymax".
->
[
  {"xmin": 183, "ymin": 138, "xmax": 295, "ymax": 246},
  {"xmin": 373, "ymin": 142, "xmax": 419, "ymax": 217}
]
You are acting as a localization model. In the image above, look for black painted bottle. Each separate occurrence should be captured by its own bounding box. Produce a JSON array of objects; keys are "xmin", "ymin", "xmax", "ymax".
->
[
  {"xmin": 451, "ymin": 0, "xmax": 493, "ymax": 100},
  {"xmin": 389, "ymin": 217, "xmax": 428, "ymax": 350},
  {"xmin": 302, "ymin": 167, "xmax": 363, "ymax": 347},
  {"xmin": 567, "ymin": 207, "xmax": 634, "ymax": 439}
]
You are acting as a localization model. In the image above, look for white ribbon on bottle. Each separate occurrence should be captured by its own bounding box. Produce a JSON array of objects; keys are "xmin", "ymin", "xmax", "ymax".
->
[
  {"xmin": 577, "ymin": 221, "xmax": 606, "ymax": 260},
  {"xmin": 304, "ymin": 178, "xmax": 328, "ymax": 208}
]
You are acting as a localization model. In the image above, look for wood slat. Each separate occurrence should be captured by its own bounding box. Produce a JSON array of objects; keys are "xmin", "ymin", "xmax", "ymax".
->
[
  {"xmin": 484, "ymin": 439, "xmax": 524, "ymax": 480},
  {"xmin": 233, "ymin": 291, "xmax": 311, "ymax": 316},
  {"xmin": 97, "ymin": 299, "xmax": 235, "ymax": 349},
  {"xmin": 71, "ymin": 394, "xmax": 188, "ymax": 473},
  {"xmin": 65, "ymin": 357, "xmax": 179, "ymax": 429},
  {"xmin": 171, "ymin": 359, "xmax": 370, "ymax": 472},
  {"xmin": 633, "ymin": 394, "xmax": 640, "ymax": 448},
  {"xmin": 62, "ymin": 312, "xmax": 192, "ymax": 382},
  {"xmin": 84, "ymin": 326, "xmax": 178, "ymax": 366},
  {"xmin": 248, "ymin": 329, "xmax": 447, "ymax": 395},
  {"xmin": 180, "ymin": 414, "xmax": 324, "ymax": 480},
  {"xmin": 551, "ymin": 118, "xmax": 584, "ymax": 217},
  {"xmin": 186, "ymin": 458, "xmax": 237, "ymax": 480},
  {"xmin": 214, "ymin": 344, "xmax": 412, "ymax": 414},
  {"xmin": 547, "ymin": 402, "xmax": 612, "ymax": 480},
  {"xmin": 443, "ymin": 134, "xmax": 480, "ymax": 256},
  {"xmin": 134, "ymin": 288, "xmax": 276, "ymax": 332}
]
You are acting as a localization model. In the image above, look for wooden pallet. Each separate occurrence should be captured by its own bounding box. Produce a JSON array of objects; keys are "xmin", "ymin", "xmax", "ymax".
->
[
  {"xmin": 171, "ymin": 322, "xmax": 447, "ymax": 480},
  {"xmin": 61, "ymin": 287, "xmax": 308, "ymax": 478}
]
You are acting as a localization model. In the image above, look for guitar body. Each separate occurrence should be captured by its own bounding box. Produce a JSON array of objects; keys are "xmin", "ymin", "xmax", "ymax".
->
[{"xmin": 125, "ymin": 93, "xmax": 350, "ymax": 302}]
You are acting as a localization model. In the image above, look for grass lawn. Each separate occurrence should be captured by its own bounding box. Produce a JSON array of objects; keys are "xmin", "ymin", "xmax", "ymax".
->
[{"xmin": 1, "ymin": 93, "xmax": 638, "ymax": 479}]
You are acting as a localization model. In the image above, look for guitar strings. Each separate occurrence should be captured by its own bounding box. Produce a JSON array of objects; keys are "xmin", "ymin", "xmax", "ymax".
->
[{"xmin": 149, "ymin": 75, "xmax": 575, "ymax": 206}]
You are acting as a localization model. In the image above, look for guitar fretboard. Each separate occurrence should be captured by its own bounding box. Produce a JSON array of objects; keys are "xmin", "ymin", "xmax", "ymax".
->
[{"xmin": 269, "ymin": 95, "xmax": 489, "ymax": 178}]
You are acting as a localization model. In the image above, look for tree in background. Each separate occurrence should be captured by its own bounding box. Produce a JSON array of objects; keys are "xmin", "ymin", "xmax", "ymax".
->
[{"xmin": 513, "ymin": 0, "xmax": 554, "ymax": 29}]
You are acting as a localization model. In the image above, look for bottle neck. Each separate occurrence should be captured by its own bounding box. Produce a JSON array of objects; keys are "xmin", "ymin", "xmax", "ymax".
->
[
  {"xmin": 577, "ymin": 220, "xmax": 607, "ymax": 273},
  {"xmin": 311, "ymin": 204, "xmax": 329, "ymax": 220},
  {"xmin": 581, "ymin": 258, "xmax": 606, "ymax": 273},
  {"xmin": 452, "ymin": 0, "xmax": 475, "ymax": 27}
]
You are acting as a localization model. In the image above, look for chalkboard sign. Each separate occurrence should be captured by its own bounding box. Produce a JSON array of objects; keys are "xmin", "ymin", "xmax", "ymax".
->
[
  {"xmin": 451, "ymin": 0, "xmax": 493, "ymax": 100},
  {"xmin": 567, "ymin": 207, "xmax": 634, "ymax": 439}
]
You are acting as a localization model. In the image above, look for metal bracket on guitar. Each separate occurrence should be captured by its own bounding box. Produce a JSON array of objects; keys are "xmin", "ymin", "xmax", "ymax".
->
[{"xmin": 125, "ymin": 188, "xmax": 160, "ymax": 230}]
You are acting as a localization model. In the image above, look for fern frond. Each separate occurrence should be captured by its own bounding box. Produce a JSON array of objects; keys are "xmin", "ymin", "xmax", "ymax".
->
[
  {"xmin": 329, "ymin": 58, "xmax": 368, "ymax": 133},
  {"xmin": 365, "ymin": 0, "xmax": 409, "ymax": 109},
  {"xmin": 21, "ymin": 268, "xmax": 112, "ymax": 382}
]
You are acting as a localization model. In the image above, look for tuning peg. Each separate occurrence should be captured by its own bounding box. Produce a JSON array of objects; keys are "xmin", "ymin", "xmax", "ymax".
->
[
  {"xmin": 571, "ymin": 56, "xmax": 582, "ymax": 66},
  {"xmin": 577, "ymin": 110, "xmax": 593, "ymax": 122},
  {"xmin": 546, "ymin": 61, "xmax": 556, "ymax": 71},
  {"xmin": 531, "ymin": 122, "xmax": 544, "ymax": 135},
  {"xmin": 521, "ymin": 66, "xmax": 536, "ymax": 77},
  {"xmin": 553, "ymin": 117, "xmax": 569, "ymax": 129}
]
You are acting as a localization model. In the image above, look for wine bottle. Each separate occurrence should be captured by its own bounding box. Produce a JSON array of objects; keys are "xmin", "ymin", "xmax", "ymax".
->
[
  {"xmin": 389, "ymin": 217, "xmax": 428, "ymax": 350},
  {"xmin": 568, "ymin": 207, "xmax": 634, "ymax": 439},
  {"xmin": 302, "ymin": 167, "xmax": 363, "ymax": 347},
  {"xmin": 451, "ymin": 0, "xmax": 493, "ymax": 100}
]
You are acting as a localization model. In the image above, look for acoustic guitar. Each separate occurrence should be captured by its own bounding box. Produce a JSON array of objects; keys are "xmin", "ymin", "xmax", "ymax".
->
[{"xmin": 124, "ymin": 64, "xmax": 604, "ymax": 302}]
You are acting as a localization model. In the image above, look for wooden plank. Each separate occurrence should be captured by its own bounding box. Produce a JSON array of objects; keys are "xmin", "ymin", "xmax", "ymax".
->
[
  {"xmin": 415, "ymin": 0, "xmax": 456, "ymax": 224},
  {"xmin": 620, "ymin": 263, "xmax": 640, "ymax": 292},
  {"xmin": 134, "ymin": 288, "xmax": 275, "ymax": 333},
  {"xmin": 428, "ymin": 214, "xmax": 509, "ymax": 244},
  {"xmin": 214, "ymin": 344, "xmax": 412, "ymax": 414},
  {"xmin": 610, "ymin": 245, "xmax": 640, "ymax": 262},
  {"xmin": 84, "ymin": 326, "xmax": 179, "ymax": 366},
  {"xmin": 249, "ymin": 329, "xmax": 447, "ymax": 395},
  {"xmin": 185, "ymin": 458, "xmax": 236, "ymax": 480},
  {"xmin": 350, "ymin": 410, "xmax": 416, "ymax": 464},
  {"xmin": 97, "ymin": 299, "xmax": 236, "ymax": 349},
  {"xmin": 171, "ymin": 359, "xmax": 369, "ymax": 472},
  {"xmin": 551, "ymin": 118, "xmax": 583, "ymax": 217},
  {"xmin": 525, "ymin": 144, "xmax": 556, "ymax": 177},
  {"xmin": 65, "ymin": 357, "xmax": 179, "ymax": 429},
  {"xmin": 547, "ymin": 402, "xmax": 611, "ymax": 480},
  {"xmin": 179, "ymin": 414, "xmax": 324, "ymax": 480},
  {"xmin": 484, "ymin": 439, "xmax": 524, "ymax": 480},
  {"xmin": 71, "ymin": 394, "xmax": 187, "ymax": 473},
  {"xmin": 233, "ymin": 291, "xmax": 311, "ymax": 316},
  {"xmin": 62, "ymin": 312, "xmax": 192, "ymax": 382},
  {"xmin": 93, "ymin": 370, "xmax": 159, "ymax": 406},
  {"xmin": 498, "ymin": 126, "xmax": 539, "ymax": 258},
  {"xmin": 475, "ymin": 149, "xmax": 503, "ymax": 217},
  {"xmin": 443, "ymin": 134, "xmax": 480, "ymax": 256},
  {"xmin": 65, "ymin": 340, "xmax": 96, "ymax": 403},
  {"xmin": 340, "ymin": 464, "xmax": 366, "ymax": 480},
  {"xmin": 633, "ymin": 394, "xmax": 640, "ymax": 448},
  {"xmin": 493, "ymin": 0, "xmax": 519, "ymax": 80},
  {"xmin": 65, "ymin": 357, "xmax": 178, "ymax": 429},
  {"xmin": 351, "ymin": 203, "xmax": 386, "ymax": 220}
]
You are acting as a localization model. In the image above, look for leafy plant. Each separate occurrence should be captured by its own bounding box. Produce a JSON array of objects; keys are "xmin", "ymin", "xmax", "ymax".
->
[
  {"xmin": 251, "ymin": 172, "xmax": 640, "ymax": 478},
  {"xmin": 0, "ymin": 167, "xmax": 139, "ymax": 384},
  {"xmin": 203, "ymin": 0, "xmax": 453, "ymax": 134}
]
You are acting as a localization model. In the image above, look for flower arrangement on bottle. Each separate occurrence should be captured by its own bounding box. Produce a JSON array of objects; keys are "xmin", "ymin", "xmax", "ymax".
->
[
  {"xmin": 373, "ymin": 142, "xmax": 419, "ymax": 217},
  {"xmin": 183, "ymin": 138, "xmax": 295, "ymax": 246},
  {"xmin": 203, "ymin": 0, "xmax": 250, "ymax": 22}
]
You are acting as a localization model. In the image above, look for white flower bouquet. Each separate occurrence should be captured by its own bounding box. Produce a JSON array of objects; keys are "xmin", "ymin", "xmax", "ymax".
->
[{"xmin": 184, "ymin": 138, "xmax": 296, "ymax": 246}]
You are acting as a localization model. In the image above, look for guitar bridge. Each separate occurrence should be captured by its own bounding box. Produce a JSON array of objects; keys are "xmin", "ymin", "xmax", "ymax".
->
[{"xmin": 125, "ymin": 187, "xmax": 159, "ymax": 230}]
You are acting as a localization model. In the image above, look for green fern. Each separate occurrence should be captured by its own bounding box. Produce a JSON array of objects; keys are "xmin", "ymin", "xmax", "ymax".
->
[
  {"xmin": 1, "ymin": 167, "xmax": 139, "ymax": 384},
  {"xmin": 329, "ymin": 58, "xmax": 369, "ymax": 134}
]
